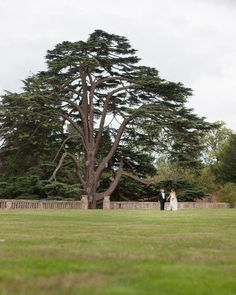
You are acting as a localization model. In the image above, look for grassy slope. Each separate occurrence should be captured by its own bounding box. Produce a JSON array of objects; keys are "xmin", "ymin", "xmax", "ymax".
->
[{"xmin": 0, "ymin": 209, "xmax": 235, "ymax": 295}]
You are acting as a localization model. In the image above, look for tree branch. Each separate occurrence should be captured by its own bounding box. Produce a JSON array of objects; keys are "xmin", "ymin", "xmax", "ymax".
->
[
  {"xmin": 94, "ymin": 76, "xmax": 132, "ymax": 87},
  {"xmin": 95, "ymin": 161, "xmax": 124, "ymax": 201},
  {"xmin": 61, "ymin": 113, "xmax": 87, "ymax": 152},
  {"xmin": 61, "ymin": 98, "xmax": 89, "ymax": 146},
  {"xmin": 95, "ymin": 104, "xmax": 157, "ymax": 186},
  {"xmin": 94, "ymin": 116, "xmax": 132, "ymax": 183},
  {"xmin": 88, "ymin": 73, "xmax": 95, "ymax": 146},
  {"xmin": 95, "ymin": 169, "xmax": 159, "ymax": 201},
  {"xmin": 49, "ymin": 151, "xmax": 86, "ymax": 189},
  {"xmin": 81, "ymin": 73, "xmax": 89, "ymax": 148},
  {"xmin": 66, "ymin": 152, "xmax": 86, "ymax": 189},
  {"xmin": 121, "ymin": 171, "xmax": 160, "ymax": 184},
  {"xmin": 94, "ymin": 85, "xmax": 137, "ymax": 154},
  {"xmin": 61, "ymin": 98, "xmax": 84, "ymax": 119},
  {"xmin": 49, "ymin": 152, "xmax": 68, "ymax": 181},
  {"xmin": 52, "ymin": 136, "xmax": 74, "ymax": 162},
  {"xmin": 61, "ymin": 87, "xmax": 82, "ymax": 96}
]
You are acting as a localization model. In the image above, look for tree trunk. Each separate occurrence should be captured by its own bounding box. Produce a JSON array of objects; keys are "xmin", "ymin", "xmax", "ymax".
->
[
  {"xmin": 90, "ymin": 196, "xmax": 97, "ymax": 209},
  {"xmin": 86, "ymin": 148, "xmax": 98, "ymax": 209}
]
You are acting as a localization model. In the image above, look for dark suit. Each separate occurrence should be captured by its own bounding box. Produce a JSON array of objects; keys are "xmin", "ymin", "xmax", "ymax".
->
[{"xmin": 158, "ymin": 191, "xmax": 166, "ymax": 210}]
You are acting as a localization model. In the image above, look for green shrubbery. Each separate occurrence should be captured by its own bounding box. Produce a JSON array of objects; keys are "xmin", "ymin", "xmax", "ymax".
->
[{"xmin": 216, "ymin": 182, "xmax": 236, "ymax": 207}]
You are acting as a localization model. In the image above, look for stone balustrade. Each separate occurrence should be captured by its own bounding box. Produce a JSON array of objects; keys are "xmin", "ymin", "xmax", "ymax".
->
[
  {"xmin": 0, "ymin": 199, "xmax": 82, "ymax": 210},
  {"xmin": 110, "ymin": 201, "xmax": 231, "ymax": 209},
  {"xmin": 0, "ymin": 198, "xmax": 232, "ymax": 210}
]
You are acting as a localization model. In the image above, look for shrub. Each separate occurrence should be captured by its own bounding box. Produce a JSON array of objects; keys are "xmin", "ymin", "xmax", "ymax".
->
[{"xmin": 217, "ymin": 182, "xmax": 236, "ymax": 207}]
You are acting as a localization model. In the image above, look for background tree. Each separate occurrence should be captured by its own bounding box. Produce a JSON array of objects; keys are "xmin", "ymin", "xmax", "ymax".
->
[
  {"xmin": 198, "ymin": 123, "xmax": 233, "ymax": 196},
  {"xmin": 201, "ymin": 121, "xmax": 232, "ymax": 165},
  {"xmin": 212, "ymin": 133, "xmax": 236, "ymax": 184}
]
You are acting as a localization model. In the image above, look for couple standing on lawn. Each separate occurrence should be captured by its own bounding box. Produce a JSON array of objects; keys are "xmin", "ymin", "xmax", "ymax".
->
[{"xmin": 158, "ymin": 188, "xmax": 178, "ymax": 211}]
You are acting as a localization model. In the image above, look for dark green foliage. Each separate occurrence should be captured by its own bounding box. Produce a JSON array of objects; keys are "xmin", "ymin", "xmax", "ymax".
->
[
  {"xmin": 157, "ymin": 179, "xmax": 205, "ymax": 201},
  {"xmin": 0, "ymin": 80, "xmax": 80, "ymax": 199},
  {"xmin": 112, "ymin": 179, "xmax": 157, "ymax": 201},
  {"xmin": 155, "ymin": 161, "xmax": 206, "ymax": 201},
  {"xmin": 0, "ymin": 161, "xmax": 81, "ymax": 199}
]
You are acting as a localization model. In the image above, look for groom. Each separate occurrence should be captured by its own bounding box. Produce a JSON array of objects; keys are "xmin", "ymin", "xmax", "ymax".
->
[{"xmin": 158, "ymin": 188, "xmax": 166, "ymax": 210}]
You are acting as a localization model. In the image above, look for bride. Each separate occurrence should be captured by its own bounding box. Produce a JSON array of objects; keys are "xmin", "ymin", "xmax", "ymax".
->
[{"xmin": 168, "ymin": 189, "xmax": 178, "ymax": 211}]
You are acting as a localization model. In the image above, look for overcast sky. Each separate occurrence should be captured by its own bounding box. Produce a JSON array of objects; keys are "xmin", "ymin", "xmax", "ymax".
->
[{"xmin": 0, "ymin": 0, "xmax": 235, "ymax": 130}]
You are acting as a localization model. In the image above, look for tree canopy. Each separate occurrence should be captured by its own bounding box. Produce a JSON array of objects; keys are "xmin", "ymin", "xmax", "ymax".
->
[
  {"xmin": 0, "ymin": 30, "xmax": 212, "ymax": 207},
  {"xmin": 213, "ymin": 133, "xmax": 236, "ymax": 184}
]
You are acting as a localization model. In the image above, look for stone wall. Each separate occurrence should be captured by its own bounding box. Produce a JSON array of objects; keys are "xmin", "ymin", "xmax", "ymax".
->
[
  {"xmin": 0, "ymin": 199, "xmax": 82, "ymax": 210},
  {"xmin": 0, "ymin": 198, "xmax": 232, "ymax": 210},
  {"xmin": 110, "ymin": 201, "xmax": 231, "ymax": 209}
]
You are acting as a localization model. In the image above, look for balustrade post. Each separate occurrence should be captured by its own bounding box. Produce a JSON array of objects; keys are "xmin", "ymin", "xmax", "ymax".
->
[
  {"xmin": 81, "ymin": 195, "xmax": 88, "ymax": 209},
  {"xmin": 103, "ymin": 196, "xmax": 110, "ymax": 209}
]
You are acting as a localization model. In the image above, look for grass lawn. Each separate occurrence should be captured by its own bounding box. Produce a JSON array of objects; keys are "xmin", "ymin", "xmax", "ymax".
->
[{"xmin": 0, "ymin": 209, "xmax": 236, "ymax": 295}]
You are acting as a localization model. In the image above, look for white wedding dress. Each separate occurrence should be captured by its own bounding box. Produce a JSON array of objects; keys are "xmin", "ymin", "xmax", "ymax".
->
[{"xmin": 169, "ymin": 193, "xmax": 178, "ymax": 211}]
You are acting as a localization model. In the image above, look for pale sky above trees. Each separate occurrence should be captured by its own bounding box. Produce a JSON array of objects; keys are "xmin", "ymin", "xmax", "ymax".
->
[{"xmin": 0, "ymin": 0, "xmax": 235, "ymax": 129}]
